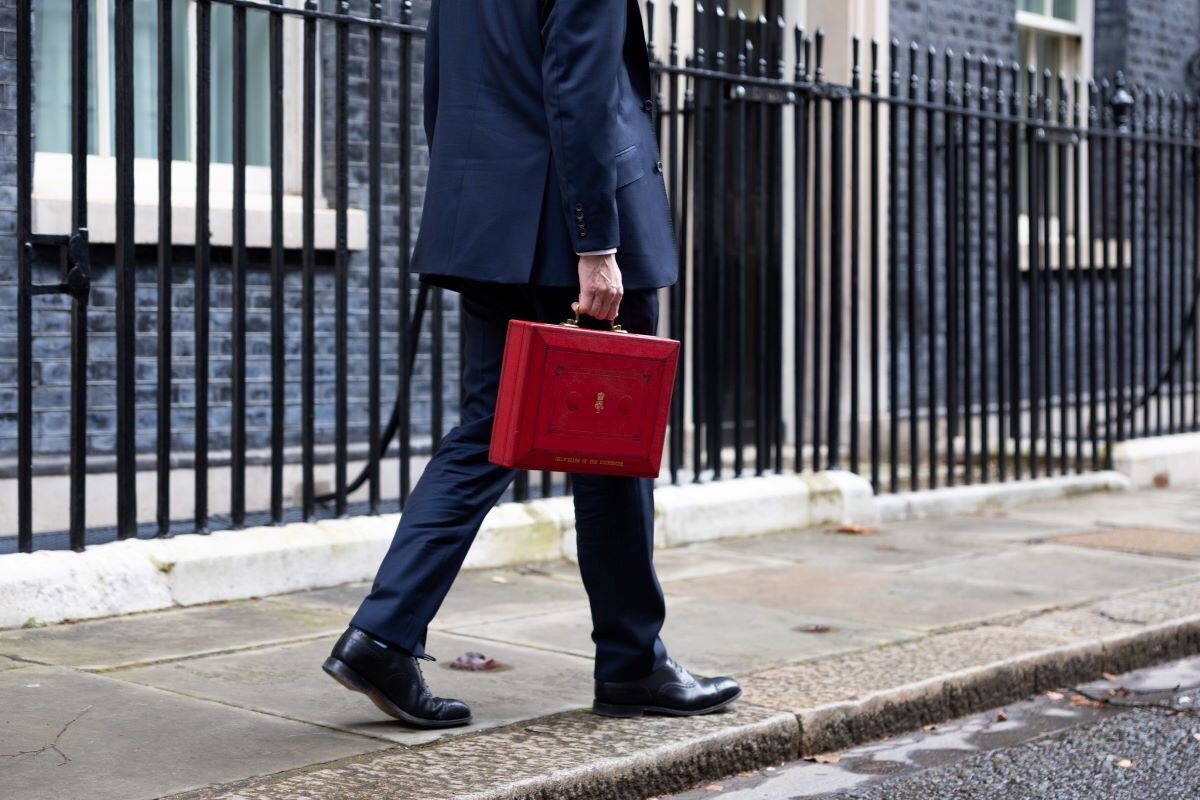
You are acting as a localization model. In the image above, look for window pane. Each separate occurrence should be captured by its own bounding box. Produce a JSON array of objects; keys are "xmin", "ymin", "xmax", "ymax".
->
[
  {"xmin": 1017, "ymin": 0, "xmax": 1044, "ymax": 13},
  {"xmin": 108, "ymin": 0, "xmax": 190, "ymax": 159},
  {"xmin": 35, "ymin": 0, "xmax": 99, "ymax": 154},
  {"xmin": 728, "ymin": 0, "xmax": 766, "ymax": 17},
  {"xmin": 1052, "ymin": 0, "xmax": 1076, "ymax": 20},
  {"xmin": 210, "ymin": 5, "xmax": 271, "ymax": 167}
]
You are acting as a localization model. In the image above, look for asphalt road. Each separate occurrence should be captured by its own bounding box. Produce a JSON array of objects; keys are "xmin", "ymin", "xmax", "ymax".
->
[{"xmin": 664, "ymin": 656, "xmax": 1200, "ymax": 800}]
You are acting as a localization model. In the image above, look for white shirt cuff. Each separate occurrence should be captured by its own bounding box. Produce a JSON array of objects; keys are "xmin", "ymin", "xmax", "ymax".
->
[{"xmin": 576, "ymin": 248, "xmax": 618, "ymax": 256}]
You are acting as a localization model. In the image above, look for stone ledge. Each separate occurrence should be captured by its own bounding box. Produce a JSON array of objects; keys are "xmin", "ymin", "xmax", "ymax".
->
[
  {"xmin": 1111, "ymin": 432, "xmax": 1200, "ymax": 489},
  {"xmin": 2, "ymin": 469, "xmax": 1136, "ymax": 630},
  {"xmin": 874, "ymin": 471, "xmax": 1131, "ymax": 522},
  {"xmin": 170, "ymin": 704, "xmax": 800, "ymax": 800}
]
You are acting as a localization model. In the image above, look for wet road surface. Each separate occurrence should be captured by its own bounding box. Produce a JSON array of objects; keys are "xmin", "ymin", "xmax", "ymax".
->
[{"xmin": 664, "ymin": 656, "xmax": 1200, "ymax": 799}]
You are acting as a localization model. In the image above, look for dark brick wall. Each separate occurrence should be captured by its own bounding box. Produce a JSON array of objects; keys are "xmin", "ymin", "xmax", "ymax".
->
[
  {"xmin": 882, "ymin": 2, "xmax": 1018, "ymax": 411},
  {"xmin": 1, "ymin": 0, "xmax": 454, "ymax": 464},
  {"xmin": 0, "ymin": 0, "xmax": 16, "ymax": 451},
  {"xmin": 1095, "ymin": 0, "xmax": 1200, "ymax": 96},
  {"xmin": 884, "ymin": 0, "xmax": 1196, "ymax": 415},
  {"xmin": 889, "ymin": 0, "xmax": 1017, "ymax": 64}
]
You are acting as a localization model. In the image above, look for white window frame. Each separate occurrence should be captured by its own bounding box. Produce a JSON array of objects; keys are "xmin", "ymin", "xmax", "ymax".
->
[
  {"xmin": 1015, "ymin": 0, "xmax": 1102, "ymax": 270},
  {"xmin": 32, "ymin": 0, "xmax": 365, "ymax": 250}
]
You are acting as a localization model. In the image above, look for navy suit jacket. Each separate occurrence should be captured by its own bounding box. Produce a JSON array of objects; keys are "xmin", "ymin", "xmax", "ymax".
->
[{"xmin": 410, "ymin": 0, "xmax": 678, "ymax": 290}]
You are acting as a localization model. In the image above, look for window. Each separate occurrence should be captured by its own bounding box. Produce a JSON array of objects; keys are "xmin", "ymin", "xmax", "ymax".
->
[
  {"xmin": 1015, "ymin": 0, "xmax": 1094, "ymax": 263},
  {"xmin": 30, "ymin": 0, "xmax": 363, "ymax": 248},
  {"xmin": 35, "ymin": 0, "xmax": 269, "ymax": 165},
  {"xmin": 1015, "ymin": 0, "xmax": 1091, "ymax": 91}
]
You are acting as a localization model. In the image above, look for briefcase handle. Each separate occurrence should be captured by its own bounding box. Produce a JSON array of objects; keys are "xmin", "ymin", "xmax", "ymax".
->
[{"xmin": 563, "ymin": 304, "xmax": 625, "ymax": 333}]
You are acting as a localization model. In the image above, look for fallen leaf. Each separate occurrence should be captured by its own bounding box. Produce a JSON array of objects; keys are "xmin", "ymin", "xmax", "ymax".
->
[
  {"xmin": 515, "ymin": 564, "xmax": 551, "ymax": 576},
  {"xmin": 1102, "ymin": 672, "xmax": 1120, "ymax": 682},
  {"xmin": 450, "ymin": 651, "xmax": 500, "ymax": 671},
  {"xmin": 835, "ymin": 525, "xmax": 875, "ymax": 535},
  {"xmin": 922, "ymin": 724, "xmax": 938, "ymax": 732},
  {"xmin": 811, "ymin": 753, "xmax": 842, "ymax": 764},
  {"xmin": 1108, "ymin": 688, "xmax": 1131, "ymax": 698},
  {"xmin": 797, "ymin": 624, "xmax": 833, "ymax": 634},
  {"xmin": 997, "ymin": 710, "xmax": 1008, "ymax": 722},
  {"xmin": 1152, "ymin": 472, "xmax": 1170, "ymax": 489},
  {"xmin": 704, "ymin": 785, "xmax": 723, "ymax": 791},
  {"xmin": 1193, "ymin": 732, "xmax": 1200, "ymax": 742},
  {"xmin": 1115, "ymin": 758, "xmax": 1135, "ymax": 769},
  {"xmin": 1045, "ymin": 691, "xmax": 1065, "ymax": 701},
  {"xmin": 490, "ymin": 575, "xmax": 509, "ymax": 584},
  {"xmin": 1071, "ymin": 695, "xmax": 1105, "ymax": 708}
]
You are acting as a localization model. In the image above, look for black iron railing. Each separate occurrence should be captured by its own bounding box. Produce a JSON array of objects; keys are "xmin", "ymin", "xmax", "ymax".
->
[
  {"xmin": 661, "ymin": 4, "xmax": 1200, "ymax": 493},
  {"xmin": 9, "ymin": 1, "xmax": 1200, "ymax": 554}
]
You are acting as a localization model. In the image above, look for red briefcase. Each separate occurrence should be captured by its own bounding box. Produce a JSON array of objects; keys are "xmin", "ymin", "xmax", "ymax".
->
[{"xmin": 489, "ymin": 310, "xmax": 679, "ymax": 478}]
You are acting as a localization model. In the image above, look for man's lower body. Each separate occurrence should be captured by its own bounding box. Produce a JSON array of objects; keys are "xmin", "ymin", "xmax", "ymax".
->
[{"xmin": 324, "ymin": 280, "xmax": 740, "ymax": 726}]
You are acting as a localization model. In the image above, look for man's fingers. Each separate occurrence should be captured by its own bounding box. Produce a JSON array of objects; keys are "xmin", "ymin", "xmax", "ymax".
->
[
  {"xmin": 578, "ymin": 288, "xmax": 596, "ymax": 318},
  {"xmin": 597, "ymin": 290, "xmax": 620, "ymax": 321}
]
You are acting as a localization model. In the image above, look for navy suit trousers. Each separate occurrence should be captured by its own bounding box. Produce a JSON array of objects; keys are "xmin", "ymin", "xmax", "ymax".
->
[{"xmin": 351, "ymin": 281, "xmax": 670, "ymax": 682}]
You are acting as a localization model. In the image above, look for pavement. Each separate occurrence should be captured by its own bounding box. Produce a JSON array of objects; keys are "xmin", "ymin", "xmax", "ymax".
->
[
  {"xmin": 2, "ymin": 483, "xmax": 1200, "ymax": 799},
  {"xmin": 664, "ymin": 655, "xmax": 1200, "ymax": 799}
]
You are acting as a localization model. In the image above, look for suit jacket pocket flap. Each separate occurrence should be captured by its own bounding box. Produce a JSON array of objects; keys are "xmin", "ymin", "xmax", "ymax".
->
[{"xmin": 615, "ymin": 145, "xmax": 645, "ymax": 189}]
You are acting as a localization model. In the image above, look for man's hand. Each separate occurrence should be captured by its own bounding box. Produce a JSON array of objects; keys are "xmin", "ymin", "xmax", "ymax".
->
[{"xmin": 577, "ymin": 253, "xmax": 624, "ymax": 322}]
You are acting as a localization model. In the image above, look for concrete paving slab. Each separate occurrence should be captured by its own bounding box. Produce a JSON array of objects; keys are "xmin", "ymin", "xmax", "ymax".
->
[
  {"xmin": 902, "ymin": 544, "xmax": 1200, "ymax": 599},
  {"xmin": 0, "ymin": 666, "xmax": 381, "ymax": 800},
  {"xmin": 1008, "ymin": 488, "xmax": 1200, "ymax": 530},
  {"xmin": 0, "ymin": 598, "xmax": 348, "ymax": 671},
  {"xmin": 172, "ymin": 704, "xmax": 799, "ymax": 800},
  {"xmin": 660, "ymin": 563, "xmax": 1065, "ymax": 631},
  {"xmin": 898, "ymin": 513, "xmax": 1081, "ymax": 543},
  {"xmin": 114, "ymin": 630, "xmax": 595, "ymax": 747},
  {"xmin": 1085, "ymin": 578, "xmax": 1200, "ymax": 626},
  {"xmin": 1051, "ymin": 526, "xmax": 1200, "ymax": 559},
  {"xmin": 739, "ymin": 626, "xmax": 1069, "ymax": 712},
  {"xmin": 713, "ymin": 519, "xmax": 1041, "ymax": 571},
  {"xmin": 535, "ymin": 543, "xmax": 796, "ymax": 585},
  {"xmin": 273, "ymin": 568, "xmax": 589, "ymax": 629},
  {"xmin": 446, "ymin": 595, "xmax": 918, "ymax": 676}
]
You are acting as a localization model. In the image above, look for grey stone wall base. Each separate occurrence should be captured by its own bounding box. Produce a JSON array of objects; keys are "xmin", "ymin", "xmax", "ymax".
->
[
  {"xmin": 9, "ymin": 431, "xmax": 1199, "ymax": 630},
  {"xmin": 1111, "ymin": 432, "xmax": 1200, "ymax": 489},
  {"xmin": 0, "ymin": 465, "xmax": 1144, "ymax": 630}
]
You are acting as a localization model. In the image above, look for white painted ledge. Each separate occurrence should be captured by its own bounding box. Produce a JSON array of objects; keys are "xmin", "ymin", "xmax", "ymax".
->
[
  {"xmin": 0, "ymin": 466, "xmax": 1139, "ymax": 631},
  {"xmin": 1111, "ymin": 432, "xmax": 1200, "ymax": 489},
  {"xmin": 875, "ymin": 471, "xmax": 1132, "ymax": 523}
]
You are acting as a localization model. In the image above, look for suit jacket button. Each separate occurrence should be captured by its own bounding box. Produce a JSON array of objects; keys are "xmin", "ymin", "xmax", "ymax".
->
[
  {"xmin": 643, "ymin": 99, "xmax": 653, "ymax": 112},
  {"xmin": 575, "ymin": 203, "xmax": 583, "ymax": 211},
  {"xmin": 655, "ymin": 161, "xmax": 664, "ymax": 173}
]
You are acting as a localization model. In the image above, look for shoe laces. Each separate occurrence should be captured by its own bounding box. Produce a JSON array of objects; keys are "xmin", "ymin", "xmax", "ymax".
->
[
  {"xmin": 412, "ymin": 654, "xmax": 436, "ymax": 698},
  {"xmin": 666, "ymin": 657, "xmax": 696, "ymax": 684}
]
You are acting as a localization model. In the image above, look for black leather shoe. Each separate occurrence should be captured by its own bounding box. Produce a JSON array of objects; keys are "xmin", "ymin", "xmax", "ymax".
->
[
  {"xmin": 592, "ymin": 657, "xmax": 741, "ymax": 717},
  {"xmin": 323, "ymin": 627, "xmax": 472, "ymax": 728}
]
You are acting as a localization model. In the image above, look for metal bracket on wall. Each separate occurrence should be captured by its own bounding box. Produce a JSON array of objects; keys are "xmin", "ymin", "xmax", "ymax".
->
[
  {"xmin": 1030, "ymin": 127, "xmax": 1080, "ymax": 146},
  {"xmin": 26, "ymin": 228, "xmax": 91, "ymax": 304}
]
